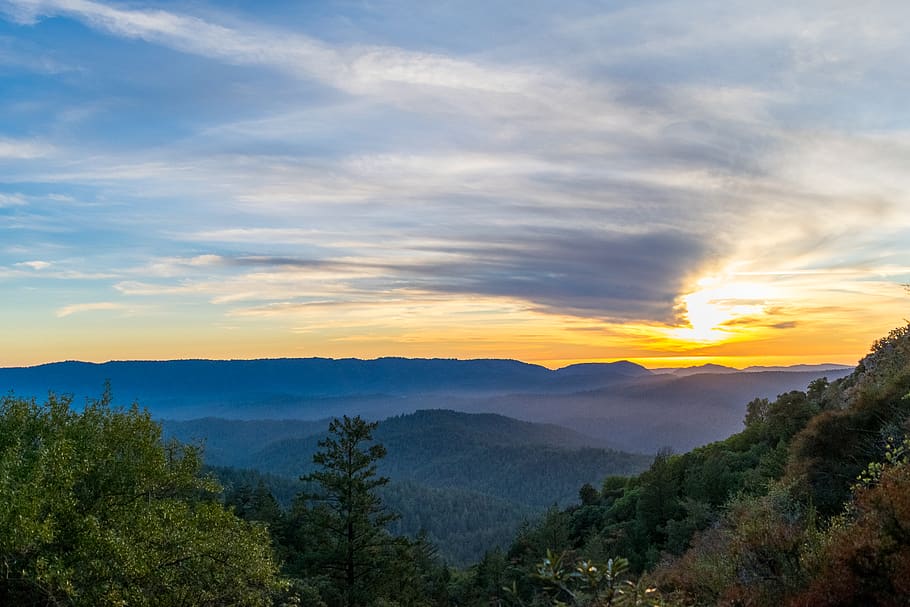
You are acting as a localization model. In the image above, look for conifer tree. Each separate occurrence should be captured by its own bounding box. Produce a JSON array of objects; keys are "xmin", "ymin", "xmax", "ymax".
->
[{"xmin": 299, "ymin": 415, "xmax": 397, "ymax": 607}]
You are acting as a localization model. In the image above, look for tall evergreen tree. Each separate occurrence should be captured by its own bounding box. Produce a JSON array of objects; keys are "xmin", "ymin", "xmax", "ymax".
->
[{"xmin": 299, "ymin": 415, "xmax": 398, "ymax": 607}]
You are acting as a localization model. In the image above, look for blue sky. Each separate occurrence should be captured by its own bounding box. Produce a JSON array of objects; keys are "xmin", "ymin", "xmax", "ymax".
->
[{"xmin": 1, "ymin": 0, "xmax": 908, "ymax": 367}]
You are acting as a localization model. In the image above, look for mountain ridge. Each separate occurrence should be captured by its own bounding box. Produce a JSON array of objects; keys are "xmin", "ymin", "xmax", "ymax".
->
[{"xmin": 5, "ymin": 358, "xmax": 852, "ymax": 451}]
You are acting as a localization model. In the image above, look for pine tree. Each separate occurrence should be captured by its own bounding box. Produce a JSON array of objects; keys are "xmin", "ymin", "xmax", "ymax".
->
[{"xmin": 299, "ymin": 415, "xmax": 398, "ymax": 607}]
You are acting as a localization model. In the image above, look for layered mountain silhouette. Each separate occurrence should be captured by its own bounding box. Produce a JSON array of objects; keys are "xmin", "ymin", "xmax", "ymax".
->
[{"xmin": 1, "ymin": 357, "xmax": 851, "ymax": 452}]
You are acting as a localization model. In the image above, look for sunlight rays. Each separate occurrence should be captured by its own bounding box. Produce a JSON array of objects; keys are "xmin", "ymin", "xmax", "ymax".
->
[{"xmin": 668, "ymin": 274, "xmax": 773, "ymax": 344}]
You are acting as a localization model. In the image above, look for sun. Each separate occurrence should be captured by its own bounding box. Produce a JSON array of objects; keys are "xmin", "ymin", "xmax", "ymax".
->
[{"xmin": 666, "ymin": 275, "xmax": 773, "ymax": 344}]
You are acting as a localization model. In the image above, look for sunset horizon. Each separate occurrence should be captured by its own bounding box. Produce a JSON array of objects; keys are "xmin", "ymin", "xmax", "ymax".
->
[
  {"xmin": 0, "ymin": 348, "xmax": 869, "ymax": 372},
  {"xmin": 1, "ymin": 1, "xmax": 908, "ymax": 371}
]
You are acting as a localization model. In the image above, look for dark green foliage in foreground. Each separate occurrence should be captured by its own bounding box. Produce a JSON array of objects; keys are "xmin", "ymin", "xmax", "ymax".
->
[
  {"xmin": 470, "ymin": 324, "xmax": 910, "ymax": 607},
  {"xmin": 0, "ymin": 391, "xmax": 281, "ymax": 606}
]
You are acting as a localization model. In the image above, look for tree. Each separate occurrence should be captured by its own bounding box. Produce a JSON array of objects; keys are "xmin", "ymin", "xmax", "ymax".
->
[
  {"xmin": 579, "ymin": 482, "xmax": 599, "ymax": 506},
  {"xmin": 0, "ymin": 391, "xmax": 282, "ymax": 606},
  {"xmin": 227, "ymin": 480, "xmax": 284, "ymax": 528},
  {"xmin": 298, "ymin": 415, "xmax": 398, "ymax": 607}
]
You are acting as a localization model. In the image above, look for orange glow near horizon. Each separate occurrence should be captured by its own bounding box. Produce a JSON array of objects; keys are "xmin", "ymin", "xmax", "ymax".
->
[
  {"xmin": 3, "ymin": 0, "xmax": 910, "ymax": 379},
  {"xmin": 3, "ymin": 269, "xmax": 905, "ymax": 371}
]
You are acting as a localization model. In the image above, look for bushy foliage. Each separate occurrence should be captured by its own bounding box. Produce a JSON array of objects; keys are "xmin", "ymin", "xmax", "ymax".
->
[
  {"xmin": 787, "ymin": 325, "xmax": 910, "ymax": 516},
  {"xmin": 0, "ymin": 391, "xmax": 281, "ymax": 606},
  {"xmin": 491, "ymin": 325, "xmax": 910, "ymax": 607},
  {"xmin": 526, "ymin": 550, "xmax": 662, "ymax": 606},
  {"xmin": 654, "ymin": 483, "xmax": 813, "ymax": 605},
  {"xmin": 791, "ymin": 437, "xmax": 910, "ymax": 607},
  {"xmin": 653, "ymin": 324, "xmax": 910, "ymax": 606}
]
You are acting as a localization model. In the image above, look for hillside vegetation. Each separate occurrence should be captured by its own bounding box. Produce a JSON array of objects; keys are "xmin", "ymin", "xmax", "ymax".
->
[
  {"xmin": 0, "ymin": 391, "xmax": 283, "ymax": 606},
  {"xmin": 462, "ymin": 324, "xmax": 910, "ymax": 606}
]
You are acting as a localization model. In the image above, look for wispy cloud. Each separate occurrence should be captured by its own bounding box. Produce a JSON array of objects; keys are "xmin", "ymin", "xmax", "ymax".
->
[
  {"xmin": 0, "ymin": 137, "xmax": 53, "ymax": 159},
  {"xmin": 1, "ymin": 0, "xmax": 534, "ymax": 98},
  {"xmin": 55, "ymin": 301, "xmax": 126, "ymax": 318},
  {"xmin": 15, "ymin": 260, "xmax": 51, "ymax": 270},
  {"xmin": 0, "ymin": 192, "xmax": 27, "ymax": 206}
]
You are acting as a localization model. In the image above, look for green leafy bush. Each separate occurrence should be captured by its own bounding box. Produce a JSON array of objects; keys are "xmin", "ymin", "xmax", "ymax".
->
[{"xmin": 0, "ymin": 391, "xmax": 281, "ymax": 606}]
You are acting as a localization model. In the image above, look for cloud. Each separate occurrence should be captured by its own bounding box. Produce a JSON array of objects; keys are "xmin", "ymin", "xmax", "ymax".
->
[
  {"xmin": 141, "ymin": 254, "xmax": 225, "ymax": 277},
  {"xmin": 183, "ymin": 228, "xmax": 327, "ymax": 245},
  {"xmin": 55, "ymin": 301, "xmax": 125, "ymax": 317},
  {"xmin": 111, "ymin": 226, "xmax": 712, "ymax": 325},
  {"xmin": 0, "ymin": 192, "xmax": 27, "ymax": 206},
  {"xmin": 391, "ymin": 228, "xmax": 712, "ymax": 322},
  {"xmin": 15, "ymin": 260, "xmax": 50, "ymax": 270},
  {"xmin": 0, "ymin": 137, "xmax": 53, "ymax": 159},
  {"xmin": 1, "ymin": 0, "xmax": 534, "ymax": 100},
  {"xmin": 1, "ymin": 0, "xmax": 909, "ymax": 363}
]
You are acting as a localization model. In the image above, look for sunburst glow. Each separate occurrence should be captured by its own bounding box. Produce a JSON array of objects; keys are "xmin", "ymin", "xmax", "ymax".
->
[{"xmin": 668, "ymin": 276, "xmax": 774, "ymax": 344}]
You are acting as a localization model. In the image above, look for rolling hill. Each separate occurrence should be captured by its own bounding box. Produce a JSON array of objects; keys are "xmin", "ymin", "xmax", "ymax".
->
[
  {"xmin": 169, "ymin": 410, "xmax": 652, "ymax": 565},
  {"xmin": 164, "ymin": 409, "xmax": 650, "ymax": 507}
]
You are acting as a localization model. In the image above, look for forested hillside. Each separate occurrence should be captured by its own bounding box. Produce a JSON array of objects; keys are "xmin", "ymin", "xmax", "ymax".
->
[
  {"xmin": 239, "ymin": 411, "xmax": 648, "ymax": 507},
  {"xmin": 162, "ymin": 409, "xmax": 615, "ymax": 468},
  {"xmin": 458, "ymin": 324, "xmax": 910, "ymax": 606},
  {"xmin": 170, "ymin": 410, "xmax": 651, "ymax": 564},
  {"xmin": 212, "ymin": 467, "xmax": 536, "ymax": 566}
]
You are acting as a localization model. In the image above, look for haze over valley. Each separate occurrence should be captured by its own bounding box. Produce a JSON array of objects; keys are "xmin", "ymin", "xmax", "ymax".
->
[{"xmin": 1, "ymin": 357, "xmax": 851, "ymax": 452}]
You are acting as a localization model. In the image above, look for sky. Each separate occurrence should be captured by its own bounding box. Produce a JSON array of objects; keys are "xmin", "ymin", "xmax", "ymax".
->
[{"xmin": 0, "ymin": 0, "xmax": 908, "ymax": 369}]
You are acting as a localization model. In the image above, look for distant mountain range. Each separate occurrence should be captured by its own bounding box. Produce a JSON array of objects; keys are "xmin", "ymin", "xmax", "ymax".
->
[
  {"xmin": 0, "ymin": 357, "xmax": 648, "ymax": 407},
  {"xmin": 0, "ymin": 357, "xmax": 852, "ymax": 452},
  {"xmin": 651, "ymin": 362, "xmax": 853, "ymax": 376}
]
